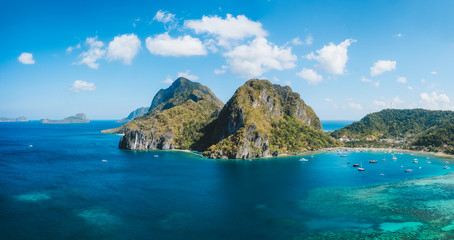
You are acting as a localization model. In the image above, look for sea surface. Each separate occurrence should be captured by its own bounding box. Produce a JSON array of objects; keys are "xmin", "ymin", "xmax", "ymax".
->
[
  {"xmin": 1, "ymin": 121, "xmax": 454, "ymax": 239},
  {"xmin": 321, "ymin": 120, "xmax": 355, "ymax": 132}
]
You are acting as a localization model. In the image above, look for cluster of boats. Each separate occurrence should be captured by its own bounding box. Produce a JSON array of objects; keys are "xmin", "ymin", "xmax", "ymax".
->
[{"xmin": 341, "ymin": 153, "xmax": 452, "ymax": 172}]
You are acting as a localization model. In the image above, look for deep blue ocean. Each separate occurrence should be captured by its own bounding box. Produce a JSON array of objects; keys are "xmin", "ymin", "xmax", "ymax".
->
[{"xmin": 1, "ymin": 121, "xmax": 454, "ymax": 239}]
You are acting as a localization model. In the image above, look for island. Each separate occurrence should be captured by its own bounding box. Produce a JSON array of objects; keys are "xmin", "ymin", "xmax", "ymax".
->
[
  {"xmin": 0, "ymin": 116, "xmax": 28, "ymax": 122},
  {"xmin": 40, "ymin": 113, "xmax": 90, "ymax": 124},
  {"xmin": 116, "ymin": 107, "xmax": 149, "ymax": 123},
  {"xmin": 331, "ymin": 109, "xmax": 454, "ymax": 154},
  {"xmin": 102, "ymin": 77, "xmax": 340, "ymax": 159}
]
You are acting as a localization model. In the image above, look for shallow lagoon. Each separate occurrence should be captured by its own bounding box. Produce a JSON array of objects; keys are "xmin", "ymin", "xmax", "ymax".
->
[{"xmin": 1, "ymin": 121, "xmax": 454, "ymax": 239}]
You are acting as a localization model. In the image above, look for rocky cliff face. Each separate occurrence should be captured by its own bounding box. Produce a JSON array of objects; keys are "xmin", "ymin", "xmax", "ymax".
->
[
  {"xmin": 199, "ymin": 79, "xmax": 337, "ymax": 159},
  {"xmin": 114, "ymin": 78, "xmax": 223, "ymax": 150}
]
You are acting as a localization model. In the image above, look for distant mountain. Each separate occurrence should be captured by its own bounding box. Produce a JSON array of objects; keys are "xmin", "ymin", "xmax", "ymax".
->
[
  {"xmin": 331, "ymin": 109, "xmax": 454, "ymax": 153},
  {"xmin": 117, "ymin": 107, "xmax": 149, "ymax": 123},
  {"xmin": 196, "ymin": 79, "xmax": 339, "ymax": 159},
  {"xmin": 103, "ymin": 77, "xmax": 224, "ymax": 150},
  {"xmin": 0, "ymin": 116, "xmax": 28, "ymax": 122},
  {"xmin": 40, "ymin": 113, "xmax": 89, "ymax": 124}
]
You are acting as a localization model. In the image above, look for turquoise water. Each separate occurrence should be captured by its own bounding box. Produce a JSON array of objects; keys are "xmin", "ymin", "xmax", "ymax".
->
[
  {"xmin": 1, "ymin": 121, "xmax": 454, "ymax": 239},
  {"xmin": 321, "ymin": 120, "xmax": 355, "ymax": 132}
]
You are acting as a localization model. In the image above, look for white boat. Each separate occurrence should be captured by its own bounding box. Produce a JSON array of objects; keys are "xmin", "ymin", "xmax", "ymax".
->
[
  {"xmin": 405, "ymin": 169, "xmax": 413, "ymax": 172},
  {"xmin": 443, "ymin": 166, "xmax": 451, "ymax": 169},
  {"xmin": 299, "ymin": 158, "xmax": 309, "ymax": 162}
]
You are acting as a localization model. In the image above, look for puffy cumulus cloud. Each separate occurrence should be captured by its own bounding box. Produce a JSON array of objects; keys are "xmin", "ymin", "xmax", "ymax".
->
[
  {"xmin": 177, "ymin": 70, "xmax": 199, "ymax": 80},
  {"xmin": 420, "ymin": 91, "xmax": 450, "ymax": 109},
  {"xmin": 145, "ymin": 33, "xmax": 207, "ymax": 57},
  {"xmin": 396, "ymin": 76, "xmax": 407, "ymax": 83},
  {"xmin": 348, "ymin": 102, "xmax": 362, "ymax": 110},
  {"xmin": 370, "ymin": 60, "xmax": 396, "ymax": 77},
  {"xmin": 297, "ymin": 68, "xmax": 323, "ymax": 85},
  {"xmin": 153, "ymin": 10, "xmax": 176, "ymax": 24},
  {"xmin": 305, "ymin": 39, "xmax": 356, "ymax": 75},
  {"xmin": 153, "ymin": 10, "xmax": 177, "ymax": 30},
  {"xmin": 70, "ymin": 80, "xmax": 96, "ymax": 92},
  {"xmin": 325, "ymin": 98, "xmax": 333, "ymax": 102},
  {"xmin": 185, "ymin": 14, "xmax": 267, "ymax": 47},
  {"xmin": 18, "ymin": 52, "xmax": 35, "ymax": 64},
  {"xmin": 223, "ymin": 37, "xmax": 297, "ymax": 78},
  {"xmin": 78, "ymin": 37, "xmax": 106, "ymax": 69},
  {"xmin": 107, "ymin": 33, "xmax": 141, "ymax": 64}
]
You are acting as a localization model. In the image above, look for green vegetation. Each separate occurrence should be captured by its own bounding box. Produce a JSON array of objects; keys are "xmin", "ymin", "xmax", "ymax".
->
[
  {"xmin": 109, "ymin": 77, "xmax": 224, "ymax": 149},
  {"xmin": 271, "ymin": 116, "xmax": 341, "ymax": 153},
  {"xmin": 331, "ymin": 109, "xmax": 454, "ymax": 154},
  {"xmin": 201, "ymin": 79, "xmax": 339, "ymax": 158}
]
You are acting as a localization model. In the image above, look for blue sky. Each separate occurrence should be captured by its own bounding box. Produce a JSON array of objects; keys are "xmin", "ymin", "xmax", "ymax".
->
[{"xmin": 2, "ymin": 0, "xmax": 454, "ymax": 120}]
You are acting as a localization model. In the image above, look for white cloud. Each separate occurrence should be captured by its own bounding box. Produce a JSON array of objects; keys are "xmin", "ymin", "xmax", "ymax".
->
[
  {"xmin": 361, "ymin": 76, "xmax": 379, "ymax": 87},
  {"xmin": 153, "ymin": 10, "xmax": 177, "ymax": 30},
  {"xmin": 297, "ymin": 68, "xmax": 323, "ymax": 85},
  {"xmin": 18, "ymin": 52, "xmax": 35, "ymax": 64},
  {"xmin": 431, "ymin": 71, "xmax": 437, "ymax": 75},
  {"xmin": 325, "ymin": 98, "xmax": 333, "ymax": 103},
  {"xmin": 305, "ymin": 39, "xmax": 356, "ymax": 75},
  {"xmin": 163, "ymin": 71, "xmax": 199, "ymax": 84},
  {"xmin": 370, "ymin": 60, "xmax": 396, "ymax": 77},
  {"xmin": 185, "ymin": 14, "xmax": 267, "ymax": 47},
  {"xmin": 214, "ymin": 65, "xmax": 227, "ymax": 75},
  {"xmin": 284, "ymin": 81, "xmax": 292, "ymax": 86},
  {"xmin": 291, "ymin": 37, "xmax": 302, "ymax": 46},
  {"xmin": 163, "ymin": 76, "xmax": 174, "ymax": 84},
  {"xmin": 77, "ymin": 37, "xmax": 106, "ymax": 69},
  {"xmin": 106, "ymin": 33, "xmax": 141, "ymax": 64},
  {"xmin": 361, "ymin": 77, "xmax": 372, "ymax": 82},
  {"xmin": 394, "ymin": 33, "xmax": 403, "ymax": 38},
  {"xmin": 290, "ymin": 35, "xmax": 313, "ymax": 46},
  {"xmin": 272, "ymin": 76, "xmax": 280, "ymax": 83},
  {"xmin": 204, "ymin": 39, "xmax": 218, "ymax": 53},
  {"xmin": 223, "ymin": 37, "xmax": 296, "ymax": 78},
  {"xmin": 420, "ymin": 91, "xmax": 450, "ymax": 109},
  {"xmin": 66, "ymin": 43, "xmax": 81, "ymax": 54},
  {"xmin": 421, "ymin": 79, "xmax": 426, "ymax": 83},
  {"xmin": 348, "ymin": 102, "xmax": 362, "ymax": 110},
  {"xmin": 177, "ymin": 70, "xmax": 199, "ymax": 80},
  {"xmin": 70, "ymin": 80, "xmax": 96, "ymax": 92},
  {"xmin": 304, "ymin": 35, "xmax": 313, "ymax": 45},
  {"xmin": 145, "ymin": 33, "xmax": 207, "ymax": 57},
  {"xmin": 408, "ymin": 86, "xmax": 414, "ymax": 90},
  {"xmin": 396, "ymin": 76, "xmax": 407, "ymax": 83}
]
